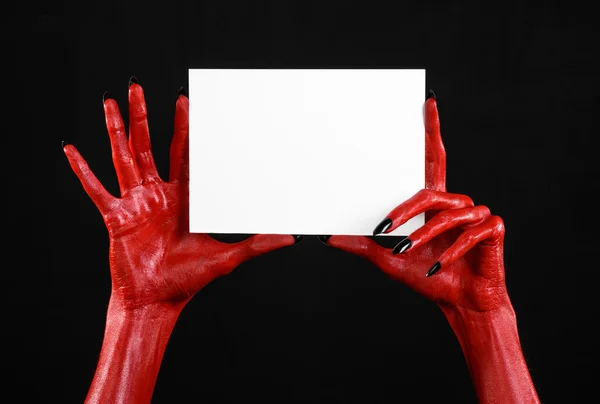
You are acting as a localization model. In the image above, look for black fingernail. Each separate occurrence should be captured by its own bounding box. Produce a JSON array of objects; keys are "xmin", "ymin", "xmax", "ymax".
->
[
  {"xmin": 103, "ymin": 91, "xmax": 112, "ymax": 103},
  {"xmin": 373, "ymin": 218, "xmax": 393, "ymax": 235},
  {"xmin": 392, "ymin": 238, "xmax": 412, "ymax": 254},
  {"xmin": 426, "ymin": 262, "xmax": 441, "ymax": 277},
  {"xmin": 61, "ymin": 140, "xmax": 67, "ymax": 149},
  {"xmin": 318, "ymin": 235, "xmax": 331, "ymax": 245},
  {"xmin": 129, "ymin": 76, "xmax": 138, "ymax": 87},
  {"xmin": 177, "ymin": 86, "xmax": 188, "ymax": 98},
  {"xmin": 293, "ymin": 235, "xmax": 304, "ymax": 244},
  {"xmin": 427, "ymin": 89, "xmax": 436, "ymax": 100}
]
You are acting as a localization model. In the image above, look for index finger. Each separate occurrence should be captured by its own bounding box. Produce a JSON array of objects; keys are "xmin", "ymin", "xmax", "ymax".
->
[
  {"xmin": 63, "ymin": 144, "xmax": 115, "ymax": 214},
  {"xmin": 425, "ymin": 91, "xmax": 446, "ymax": 193}
]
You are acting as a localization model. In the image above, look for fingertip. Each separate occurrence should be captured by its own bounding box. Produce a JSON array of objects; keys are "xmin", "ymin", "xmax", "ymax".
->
[
  {"xmin": 128, "ymin": 79, "xmax": 146, "ymax": 104},
  {"xmin": 249, "ymin": 233, "xmax": 297, "ymax": 253},
  {"xmin": 425, "ymin": 96, "xmax": 438, "ymax": 113},
  {"xmin": 424, "ymin": 98, "xmax": 440, "ymax": 135},
  {"xmin": 62, "ymin": 142, "xmax": 76, "ymax": 156},
  {"xmin": 103, "ymin": 95, "xmax": 119, "ymax": 114},
  {"xmin": 327, "ymin": 235, "xmax": 371, "ymax": 255},
  {"xmin": 176, "ymin": 92, "xmax": 189, "ymax": 107},
  {"xmin": 326, "ymin": 235, "xmax": 347, "ymax": 247}
]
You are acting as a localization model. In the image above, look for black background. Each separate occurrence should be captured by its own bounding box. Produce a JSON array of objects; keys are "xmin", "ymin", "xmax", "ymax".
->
[{"xmin": 15, "ymin": 1, "xmax": 599, "ymax": 403}]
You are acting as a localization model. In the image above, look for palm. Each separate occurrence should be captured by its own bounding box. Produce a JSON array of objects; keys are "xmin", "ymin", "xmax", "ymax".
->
[
  {"xmin": 106, "ymin": 182, "xmax": 188, "ymax": 303},
  {"xmin": 65, "ymin": 81, "xmax": 294, "ymax": 309}
]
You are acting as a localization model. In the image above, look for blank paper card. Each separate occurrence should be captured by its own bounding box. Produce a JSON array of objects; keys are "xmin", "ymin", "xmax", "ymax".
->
[{"xmin": 189, "ymin": 69, "xmax": 425, "ymax": 236}]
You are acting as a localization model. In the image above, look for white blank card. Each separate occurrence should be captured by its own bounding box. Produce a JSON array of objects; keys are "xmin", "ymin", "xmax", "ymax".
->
[{"xmin": 189, "ymin": 69, "xmax": 425, "ymax": 236}]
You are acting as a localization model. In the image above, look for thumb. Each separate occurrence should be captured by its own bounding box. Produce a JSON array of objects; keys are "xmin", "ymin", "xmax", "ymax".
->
[
  {"xmin": 237, "ymin": 234, "xmax": 298, "ymax": 259},
  {"xmin": 327, "ymin": 235, "xmax": 388, "ymax": 265},
  {"xmin": 327, "ymin": 235, "xmax": 402, "ymax": 280},
  {"xmin": 215, "ymin": 234, "xmax": 298, "ymax": 275}
]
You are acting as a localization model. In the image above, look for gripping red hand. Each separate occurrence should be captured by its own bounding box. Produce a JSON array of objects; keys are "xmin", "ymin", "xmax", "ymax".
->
[
  {"xmin": 327, "ymin": 94, "xmax": 504, "ymax": 310},
  {"xmin": 64, "ymin": 80, "xmax": 296, "ymax": 404},
  {"xmin": 325, "ymin": 93, "xmax": 540, "ymax": 403}
]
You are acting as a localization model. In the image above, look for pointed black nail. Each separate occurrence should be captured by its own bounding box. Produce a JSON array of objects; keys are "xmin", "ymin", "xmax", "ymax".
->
[
  {"xmin": 129, "ymin": 76, "xmax": 138, "ymax": 87},
  {"xmin": 293, "ymin": 235, "xmax": 304, "ymax": 244},
  {"xmin": 177, "ymin": 86, "xmax": 188, "ymax": 98},
  {"xmin": 103, "ymin": 91, "xmax": 112, "ymax": 103},
  {"xmin": 373, "ymin": 218, "xmax": 393, "ymax": 236},
  {"xmin": 318, "ymin": 235, "xmax": 331, "ymax": 245},
  {"xmin": 426, "ymin": 262, "xmax": 441, "ymax": 277},
  {"xmin": 427, "ymin": 89, "xmax": 436, "ymax": 100},
  {"xmin": 61, "ymin": 140, "xmax": 67, "ymax": 149},
  {"xmin": 392, "ymin": 238, "xmax": 412, "ymax": 254}
]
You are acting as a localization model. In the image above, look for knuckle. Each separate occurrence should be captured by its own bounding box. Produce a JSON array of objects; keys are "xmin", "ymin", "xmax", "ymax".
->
[
  {"xmin": 475, "ymin": 205, "xmax": 491, "ymax": 218},
  {"xmin": 462, "ymin": 195, "xmax": 475, "ymax": 207},
  {"xmin": 451, "ymin": 193, "xmax": 474, "ymax": 208},
  {"xmin": 78, "ymin": 163, "xmax": 91, "ymax": 175},
  {"xmin": 434, "ymin": 210, "xmax": 452, "ymax": 223},
  {"xmin": 109, "ymin": 125, "xmax": 126, "ymax": 138},
  {"xmin": 116, "ymin": 153, "xmax": 134, "ymax": 166},
  {"xmin": 131, "ymin": 107, "xmax": 147, "ymax": 121},
  {"xmin": 416, "ymin": 188, "xmax": 431, "ymax": 198},
  {"xmin": 489, "ymin": 215, "xmax": 505, "ymax": 235},
  {"xmin": 463, "ymin": 231, "xmax": 477, "ymax": 244}
]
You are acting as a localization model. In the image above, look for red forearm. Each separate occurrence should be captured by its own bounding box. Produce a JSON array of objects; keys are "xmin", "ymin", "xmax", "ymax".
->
[
  {"xmin": 441, "ymin": 302, "xmax": 540, "ymax": 404},
  {"xmin": 85, "ymin": 297, "xmax": 183, "ymax": 404}
]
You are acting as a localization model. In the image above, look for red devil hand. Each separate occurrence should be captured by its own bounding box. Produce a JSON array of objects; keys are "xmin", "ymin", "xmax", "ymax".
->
[
  {"xmin": 64, "ymin": 79, "xmax": 296, "ymax": 404},
  {"xmin": 327, "ymin": 94, "xmax": 505, "ymax": 312},
  {"xmin": 325, "ymin": 92, "xmax": 540, "ymax": 403}
]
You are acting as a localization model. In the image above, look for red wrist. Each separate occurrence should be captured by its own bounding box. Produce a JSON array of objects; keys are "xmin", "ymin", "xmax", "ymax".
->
[
  {"xmin": 106, "ymin": 295, "xmax": 186, "ymax": 321},
  {"xmin": 85, "ymin": 298, "xmax": 184, "ymax": 404},
  {"xmin": 441, "ymin": 299, "xmax": 517, "ymax": 351},
  {"xmin": 439, "ymin": 301, "xmax": 540, "ymax": 403}
]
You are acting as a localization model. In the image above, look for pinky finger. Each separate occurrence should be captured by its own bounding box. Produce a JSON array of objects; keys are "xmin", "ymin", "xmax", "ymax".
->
[
  {"xmin": 63, "ymin": 143, "xmax": 115, "ymax": 214},
  {"xmin": 426, "ymin": 215, "xmax": 505, "ymax": 278}
]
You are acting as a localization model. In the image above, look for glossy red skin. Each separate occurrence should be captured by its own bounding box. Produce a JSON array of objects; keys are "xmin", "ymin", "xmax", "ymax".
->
[
  {"xmin": 327, "ymin": 98, "xmax": 541, "ymax": 403},
  {"xmin": 64, "ymin": 83, "xmax": 295, "ymax": 404}
]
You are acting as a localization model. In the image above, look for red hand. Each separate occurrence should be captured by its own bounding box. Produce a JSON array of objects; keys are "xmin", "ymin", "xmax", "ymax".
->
[
  {"xmin": 326, "ymin": 94, "xmax": 540, "ymax": 403},
  {"xmin": 64, "ymin": 80, "xmax": 296, "ymax": 403}
]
